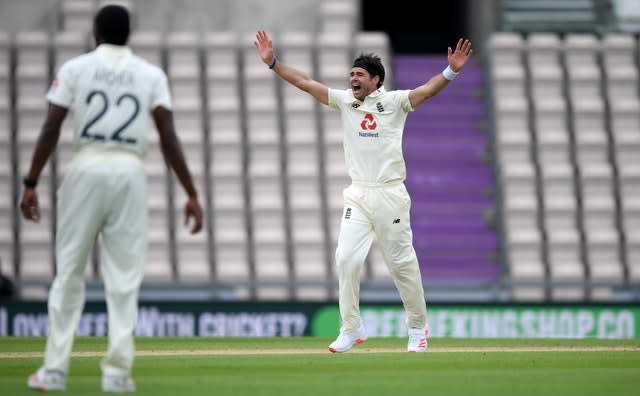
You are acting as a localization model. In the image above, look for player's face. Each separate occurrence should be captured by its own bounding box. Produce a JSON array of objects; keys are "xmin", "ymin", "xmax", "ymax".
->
[{"xmin": 350, "ymin": 67, "xmax": 377, "ymax": 101}]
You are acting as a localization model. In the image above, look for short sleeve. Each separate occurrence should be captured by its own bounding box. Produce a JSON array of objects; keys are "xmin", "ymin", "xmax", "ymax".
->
[
  {"xmin": 328, "ymin": 88, "xmax": 348, "ymax": 110},
  {"xmin": 46, "ymin": 61, "xmax": 74, "ymax": 108},
  {"xmin": 150, "ymin": 70, "xmax": 172, "ymax": 111},
  {"xmin": 394, "ymin": 89, "xmax": 414, "ymax": 113}
]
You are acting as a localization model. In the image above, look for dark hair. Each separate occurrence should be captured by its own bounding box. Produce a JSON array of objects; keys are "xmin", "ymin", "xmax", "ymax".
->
[
  {"xmin": 352, "ymin": 53, "xmax": 385, "ymax": 88},
  {"xmin": 94, "ymin": 4, "xmax": 130, "ymax": 45}
]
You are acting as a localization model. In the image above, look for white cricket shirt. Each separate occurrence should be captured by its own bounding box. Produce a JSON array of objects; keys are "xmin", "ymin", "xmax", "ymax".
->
[
  {"xmin": 328, "ymin": 86, "xmax": 414, "ymax": 184},
  {"xmin": 47, "ymin": 43, "xmax": 172, "ymax": 159}
]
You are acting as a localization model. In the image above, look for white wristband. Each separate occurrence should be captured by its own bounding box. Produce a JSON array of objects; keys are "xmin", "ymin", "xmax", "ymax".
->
[{"xmin": 442, "ymin": 65, "xmax": 459, "ymax": 81}]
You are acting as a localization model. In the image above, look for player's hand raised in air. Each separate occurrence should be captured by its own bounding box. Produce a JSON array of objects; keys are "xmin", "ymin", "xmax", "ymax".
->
[
  {"xmin": 448, "ymin": 38, "xmax": 473, "ymax": 72},
  {"xmin": 254, "ymin": 30, "xmax": 275, "ymax": 67}
]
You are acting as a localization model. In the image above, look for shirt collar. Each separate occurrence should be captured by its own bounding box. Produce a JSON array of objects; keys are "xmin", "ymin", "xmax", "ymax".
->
[
  {"xmin": 365, "ymin": 86, "xmax": 386, "ymax": 99},
  {"xmin": 96, "ymin": 43, "xmax": 132, "ymax": 58}
]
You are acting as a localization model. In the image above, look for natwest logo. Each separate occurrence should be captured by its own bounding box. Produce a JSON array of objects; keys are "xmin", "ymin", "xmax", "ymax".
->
[{"xmin": 360, "ymin": 113, "xmax": 377, "ymax": 130}]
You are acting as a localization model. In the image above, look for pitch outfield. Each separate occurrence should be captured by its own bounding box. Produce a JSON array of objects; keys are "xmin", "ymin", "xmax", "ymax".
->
[{"xmin": 1, "ymin": 337, "xmax": 639, "ymax": 395}]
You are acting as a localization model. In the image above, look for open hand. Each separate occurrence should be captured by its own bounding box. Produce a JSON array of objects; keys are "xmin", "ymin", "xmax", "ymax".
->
[
  {"xmin": 448, "ymin": 38, "xmax": 473, "ymax": 72},
  {"xmin": 254, "ymin": 30, "xmax": 275, "ymax": 66}
]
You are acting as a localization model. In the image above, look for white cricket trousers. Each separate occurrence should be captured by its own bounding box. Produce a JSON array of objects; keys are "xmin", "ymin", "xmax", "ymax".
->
[
  {"xmin": 43, "ymin": 152, "xmax": 147, "ymax": 377},
  {"xmin": 335, "ymin": 182, "xmax": 427, "ymax": 333}
]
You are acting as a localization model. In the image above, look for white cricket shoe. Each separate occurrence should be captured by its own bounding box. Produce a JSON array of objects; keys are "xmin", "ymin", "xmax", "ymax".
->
[
  {"xmin": 328, "ymin": 322, "xmax": 368, "ymax": 353},
  {"xmin": 27, "ymin": 367, "xmax": 66, "ymax": 392},
  {"xmin": 407, "ymin": 326, "xmax": 429, "ymax": 352},
  {"xmin": 102, "ymin": 375, "xmax": 136, "ymax": 393}
]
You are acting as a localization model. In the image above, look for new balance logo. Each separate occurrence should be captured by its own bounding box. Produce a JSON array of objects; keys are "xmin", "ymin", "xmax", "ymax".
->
[
  {"xmin": 392, "ymin": 218, "xmax": 400, "ymax": 224},
  {"xmin": 345, "ymin": 208, "xmax": 352, "ymax": 219}
]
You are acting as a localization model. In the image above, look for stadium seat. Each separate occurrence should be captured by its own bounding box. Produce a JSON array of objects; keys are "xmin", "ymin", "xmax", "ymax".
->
[
  {"xmin": 533, "ymin": 96, "xmax": 568, "ymax": 147},
  {"xmin": 141, "ymin": 169, "xmax": 174, "ymax": 282},
  {"xmin": 319, "ymin": 1, "xmax": 357, "ymax": 34},
  {"xmin": 505, "ymin": 219, "xmax": 545, "ymax": 302},
  {"xmin": 0, "ymin": 31, "xmax": 9, "ymax": 64},
  {"xmin": 15, "ymin": 32, "xmax": 49, "ymax": 101},
  {"xmin": 53, "ymin": 31, "xmax": 89, "ymax": 72},
  {"xmin": 494, "ymin": 88, "xmax": 539, "ymax": 300},
  {"xmin": 253, "ymin": 238, "xmax": 290, "ymax": 300},
  {"xmin": 166, "ymin": 31, "xmax": 200, "ymax": 76},
  {"xmin": 565, "ymin": 34, "xmax": 602, "ymax": 103},
  {"xmin": 204, "ymin": 32, "xmax": 239, "ymax": 110},
  {"xmin": 129, "ymin": 31, "xmax": 163, "ymax": 68},
  {"xmin": 527, "ymin": 32, "xmax": 562, "ymax": 63},
  {"xmin": 499, "ymin": 147, "xmax": 545, "ymax": 300},
  {"xmin": 280, "ymin": 32, "xmax": 316, "ymax": 125},
  {"xmin": 623, "ymin": 202, "xmax": 640, "ymax": 281},
  {"xmin": 170, "ymin": 108, "xmax": 209, "ymax": 281},
  {"xmin": 18, "ymin": 207, "xmax": 55, "ymax": 281},
  {"xmin": 210, "ymin": 162, "xmax": 250, "ymax": 284},
  {"xmin": 247, "ymin": 115, "xmax": 289, "ymax": 294},
  {"xmin": 487, "ymin": 32, "xmax": 524, "ymax": 66},
  {"xmin": 628, "ymin": 244, "xmax": 640, "ymax": 281},
  {"xmin": 547, "ymin": 243, "xmax": 586, "ymax": 300},
  {"xmin": 244, "ymin": 74, "xmax": 284, "ymax": 294},
  {"xmin": 527, "ymin": 33, "xmax": 564, "ymax": 101},
  {"xmin": 167, "ymin": 32, "xmax": 202, "ymax": 109},
  {"xmin": 0, "ymin": 167, "xmax": 13, "ymax": 279},
  {"xmin": 61, "ymin": 0, "xmax": 95, "ymax": 32},
  {"xmin": 208, "ymin": 96, "xmax": 241, "ymax": 145},
  {"xmin": 206, "ymin": 41, "xmax": 248, "ymax": 288},
  {"xmin": 173, "ymin": 183, "xmax": 210, "ymax": 280},
  {"xmin": 0, "ymin": 32, "xmax": 9, "ymax": 106},
  {"xmin": 0, "ymin": 98, "xmax": 10, "ymax": 177},
  {"xmin": 165, "ymin": 33, "xmax": 209, "ymax": 281},
  {"xmin": 174, "ymin": 186, "xmax": 211, "ymax": 281},
  {"xmin": 317, "ymin": 32, "xmax": 352, "ymax": 85},
  {"xmin": 172, "ymin": 102, "xmax": 204, "ymax": 145},
  {"xmin": 564, "ymin": 33, "xmax": 599, "ymax": 64},
  {"xmin": 169, "ymin": 66, "xmax": 203, "ymax": 108},
  {"xmin": 603, "ymin": 64, "xmax": 638, "ymax": 100},
  {"xmin": 491, "ymin": 63, "xmax": 526, "ymax": 99}
]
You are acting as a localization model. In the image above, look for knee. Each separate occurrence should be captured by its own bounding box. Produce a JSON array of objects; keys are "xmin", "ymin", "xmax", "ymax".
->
[
  {"xmin": 386, "ymin": 246, "xmax": 418, "ymax": 275},
  {"xmin": 335, "ymin": 249, "xmax": 363, "ymax": 277}
]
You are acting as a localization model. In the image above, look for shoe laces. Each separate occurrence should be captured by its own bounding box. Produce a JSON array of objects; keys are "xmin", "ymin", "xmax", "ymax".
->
[
  {"xmin": 409, "ymin": 333, "xmax": 424, "ymax": 343},
  {"xmin": 408, "ymin": 330, "xmax": 426, "ymax": 345}
]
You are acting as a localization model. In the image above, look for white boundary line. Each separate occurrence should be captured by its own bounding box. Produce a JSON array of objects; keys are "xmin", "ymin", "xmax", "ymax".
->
[{"xmin": 2, "ymin": 346, "xmax": 638, "ymax": 359}]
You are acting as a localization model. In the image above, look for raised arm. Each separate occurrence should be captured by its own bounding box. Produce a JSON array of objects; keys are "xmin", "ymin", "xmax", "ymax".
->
[
  {"xmin": 254, "ymin": 30, "xmax": 329, "ymax": 105},
  {"xmin": 408, "ymin": 38, "xmax": 473, "ymax": 109},
  {"xmin": 152, "ymin": 106, "xmax": 203, "ymax": 234}
]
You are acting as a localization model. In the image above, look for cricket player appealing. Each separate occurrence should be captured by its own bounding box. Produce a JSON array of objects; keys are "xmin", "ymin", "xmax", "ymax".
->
[
  {"xmin": 21, "ymin": 5, "xmax": 203, "ymax": 392},
  {"xmin": 254, "ymin": 30, "xmax": 472, "ymax": 353}
]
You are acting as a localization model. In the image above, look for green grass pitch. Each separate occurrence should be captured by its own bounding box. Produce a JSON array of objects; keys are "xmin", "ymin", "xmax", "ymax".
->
[{"xmin": 1, "ymin": 337, "xmax": 639, "ymax": 395}]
